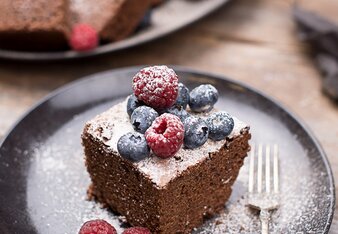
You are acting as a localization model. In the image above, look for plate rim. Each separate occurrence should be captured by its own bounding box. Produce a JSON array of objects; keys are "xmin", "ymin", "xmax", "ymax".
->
[
  {"xmin": 0, "ymin": 0, "xmax": 229, "ymax": 62},
  {"xmin": 0, "ymin": 65, "xmax": 335, "ymax": 233}
]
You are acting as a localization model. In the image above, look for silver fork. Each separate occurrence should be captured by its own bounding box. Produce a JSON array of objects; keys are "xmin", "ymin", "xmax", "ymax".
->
[{"xmin": 248, "ymin": 144, "xmax": 280, "ymax": 234}]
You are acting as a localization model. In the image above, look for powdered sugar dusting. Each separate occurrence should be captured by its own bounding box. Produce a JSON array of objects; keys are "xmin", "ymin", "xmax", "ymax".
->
[
  {"xmin": 24, "ymin": 98, "xmax": 333, "ymax": 233},
  {"xmin": 26, "ymin": 109, "xmax": 126, "ymax": 234},
  {"xmin": 193, "ymin": 147, "xmax": 332, "ymax": 233},
  {"xmin": 86, "ymin": 99, "xmax": 248, "ymax": 187}
]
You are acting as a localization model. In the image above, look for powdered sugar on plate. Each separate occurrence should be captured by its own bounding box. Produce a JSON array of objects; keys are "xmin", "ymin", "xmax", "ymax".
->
[{"xmin": 25, "ymin": 98, "xmax": 333, "ymax": 233}]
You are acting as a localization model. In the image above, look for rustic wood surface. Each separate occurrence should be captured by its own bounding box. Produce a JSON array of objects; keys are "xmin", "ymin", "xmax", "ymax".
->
[{"xmin": 0, "ymin": 0, "xmax": 337, "ymax": 232}]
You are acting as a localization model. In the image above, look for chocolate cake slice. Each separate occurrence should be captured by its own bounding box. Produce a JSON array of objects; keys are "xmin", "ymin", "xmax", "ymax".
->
[
  {"xmin": 82, "ymin": 100, "xmax": 251, "ymax": 234},
  {"xmin": 0, "ymin": 0, "xmax": 69, "ymax": 51},
  {"xmin": 70, "ymin": 0, "xmax": 152, "ymax": 42},
  {"xmin": 151, "ymin": 0, "xmax": 164, "ymax": 7}
]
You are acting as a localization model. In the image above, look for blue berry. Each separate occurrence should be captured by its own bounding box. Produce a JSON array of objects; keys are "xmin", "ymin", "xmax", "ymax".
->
[
  {"xmin": 117, "ymin": 132, "xmax": 150, "ymax": 161},
  {"xmin": 183, "ymin": 116, "xmax": 209, "ymax": 149},
  {"xmin": 127, "ymin": 94, "xmax": 143, "ymax": 117},
  {"xmin": 175, "ymin": 83, "xmax": 190, "ymax": 109},
  {"xmin": 164, "ymin": 105, "xmax": 190, "ymax": 122},
  {"xmin": 189, "ymin": 84, "xmax": 218, "ymax": 112},
  {"xmin": 206, "ymin": 112, "xmax": 234, "ymax": 141},
  {"xmin": 131, "ymin": 106, "xmax": 158, "ymax": 134}
]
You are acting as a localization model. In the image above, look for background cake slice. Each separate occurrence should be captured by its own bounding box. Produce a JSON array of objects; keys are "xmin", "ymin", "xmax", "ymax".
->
[
  {"xmin": 82, "ymin": 100, "xmax": 251, "ymax": 234},
  {"xmin": 0, "ymin": 0, "xmax": 69, "ymax": 51},
  {"xmin": 70, "ymin": 0, "xmax": 152, "ymax": 42}
]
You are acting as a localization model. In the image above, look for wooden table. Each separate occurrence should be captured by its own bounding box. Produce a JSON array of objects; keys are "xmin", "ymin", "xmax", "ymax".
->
[{"xmin": 0, "ymin": 0, "xmax": 337, "ymax": 232}]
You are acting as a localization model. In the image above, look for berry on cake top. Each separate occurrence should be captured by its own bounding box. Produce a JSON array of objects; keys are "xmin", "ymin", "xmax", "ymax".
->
[
  {"xmin": 117, "ymin": 65, "xmax": 235, "ymax": 161},
  {"xmin": 207, "ymin": 112, "xmax": 234, "ymax": 141},
  {"xmin": 145, "ymin": 113, "xmax": 184, "ymax": 158},
  {"xmin": 183, "ymin": 116, "xmax": 209, "ymax": 149},
  {"xmin": 132, "ymin": 66, "xmax": 179, "ymax": 109},
  {"xmin": 175, "ymin": 82, "xmax": 190, "ymax": 109},
  {"xmin": 131, "ymin": 106, "xmax": 158, "ymax": 134},
  {"xmin": 117, "ymin": 132, "xmax": 150, "ymax": 162},
  {"xmin": 189, "ymin": 84, "xmax": 219, "ymax": 112}
]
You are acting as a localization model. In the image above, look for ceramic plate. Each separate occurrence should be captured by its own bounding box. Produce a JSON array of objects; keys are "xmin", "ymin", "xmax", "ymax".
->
[
  {"xmin": 0, "ymin": 66, "xmax": 334, "ymax": 233},
  {"xmin": 0, "ymin": 0, "xmax": 229, "ymax": 61}
]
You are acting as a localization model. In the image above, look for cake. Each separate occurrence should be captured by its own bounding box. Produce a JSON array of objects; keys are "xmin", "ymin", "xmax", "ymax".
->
[
  {"xmin": 69, "ymin": 0, "xmax": 152, "ymax": 42},
  {"xmin": 81, "ymin": 66, "xmax": 251, "ymax": 233},
  {"xmin": 0, "ymin": 0, "xmax": 154, "ymax": 51},
  {"xmin": 151, "ymin": 0, "xmax": 164, "ymax": 7},
  {"xmin": 0, "ymin": 0, "xmax": 69, "ymax": 51}
]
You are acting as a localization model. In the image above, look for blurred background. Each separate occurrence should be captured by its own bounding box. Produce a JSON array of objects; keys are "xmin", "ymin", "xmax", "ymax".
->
[{"xmin": 0, "ymin": 0, "xmax": 337, "ymax": 231}]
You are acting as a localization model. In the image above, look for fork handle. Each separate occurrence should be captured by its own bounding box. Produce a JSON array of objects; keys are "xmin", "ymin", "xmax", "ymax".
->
[{"xmin": 260, "ymin": 209, "xmax": 270, "ymax": 234}]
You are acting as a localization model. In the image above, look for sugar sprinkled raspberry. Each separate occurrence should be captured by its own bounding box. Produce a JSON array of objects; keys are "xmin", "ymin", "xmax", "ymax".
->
[
  {"xmin": 132, "ymin": 66, "xmax": 179, "ymax": 109},
  {"xmin": 145, "ymin": 113, "xmax": 184, "ymax": 158},
  {"xmin": 78, "ymin": 219, "xmax": 117, "ymax": 234},
  {"xmin": 70, "ymin": 24, "xmax": 99, "ymax": 51},
  {"xmin": 122, "ymin": 227, "xmax": 151, "ymax": 234}
]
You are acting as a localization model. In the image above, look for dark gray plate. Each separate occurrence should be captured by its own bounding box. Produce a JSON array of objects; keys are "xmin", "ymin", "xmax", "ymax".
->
[
  {"xmin": 0, "ymin": 66, "xmax": 334, "ymax": 233},
  {"xmin": 0, "ymin": 0, "xmax": 228, "ymax": 61}
]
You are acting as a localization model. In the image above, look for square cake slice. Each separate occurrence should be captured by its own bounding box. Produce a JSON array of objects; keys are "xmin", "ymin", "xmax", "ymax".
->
[
  {"xmin": 82, "ymin": 99, "xmax": 251, "ymax": 234},
  {"xmin": 0, "ymin": 0, "xmax": 69, "ymax": 51},
  {"xmin": 70, "ymin": 0, "xmax": 152, "ymax": 42}
]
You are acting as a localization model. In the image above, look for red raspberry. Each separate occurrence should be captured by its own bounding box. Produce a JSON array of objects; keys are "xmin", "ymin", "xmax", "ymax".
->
[
  {"xmin": 79, "ymin": 219, "xmax": 117, "ymax": 234},
  {"xmin": 122, "ymin": 227, "xmax": 151, "ymax": 234},
  {"xmin": 145, "ymin": 113, "xmax": 184, "ymax": 158},
  {"xmin": 70, "ymin": 24, "xmax": 99, "ymax": 51},
  {"xmin": 132, "ymin": 66, "xmax": 179, "ymax": 109}
]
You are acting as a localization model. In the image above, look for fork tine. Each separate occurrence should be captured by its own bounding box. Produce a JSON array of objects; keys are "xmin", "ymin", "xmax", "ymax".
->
[
  {"xmin": 265, "ymin": 145, "xmax": 271, "ymax": 193},
  {"xmin": 273, "ymin": 144, "xmax": 279, "ymax": 193},
  {"xmin": 248, "ymin": 144, "xmax": 280, "ymax": 234},
  {"xmin": 257, "ymin": 144, "xmax": 263, "ymax": 193},
  {"xmin": 249, "ymin": 144, "xmax": 255, "ymax": 193}
]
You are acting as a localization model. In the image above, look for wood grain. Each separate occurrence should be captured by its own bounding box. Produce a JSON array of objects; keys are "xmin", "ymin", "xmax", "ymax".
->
[{"xmin": 0, "ymin": 0, "xmax": 337, "ymax": 232}]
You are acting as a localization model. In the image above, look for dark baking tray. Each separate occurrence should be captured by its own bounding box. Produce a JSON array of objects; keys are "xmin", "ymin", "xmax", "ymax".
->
[
  {"xmin": 0, "ymin": 0, "xmax": 229, "ymax": 61},
  {"xmin": 0, "ymin": 66, "xmax": 334, "ymax": 233}
]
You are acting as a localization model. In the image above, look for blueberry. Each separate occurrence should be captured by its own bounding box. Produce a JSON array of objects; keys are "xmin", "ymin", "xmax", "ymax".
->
[
  {"xmin": 131, "ymin": 106, "xmax": 158, "ymax": 134},
  {"xmin": 164, "ymin": 105, "xmax": 190, "ymax": 122},
  {"xmin": 183, "ymin": 116, "xmax": 209, "ymax": 149},
  {"xmin": 127, "ymin": 94, "xmax": 143, "ymax": 117},
  {"xmin": 117, "ymin": 132, "xmax": 150, "ymax": 161},
  {"xmin": 189, "ymin": 84, "xmax": 218, "ymax": 112},
  {"xmin": 206, "ymin": 112, "xmax": 234, "ymax": 141},
  {"xmin": 175, "ymin": 83, "xmax": 190, "ymax": 109}
]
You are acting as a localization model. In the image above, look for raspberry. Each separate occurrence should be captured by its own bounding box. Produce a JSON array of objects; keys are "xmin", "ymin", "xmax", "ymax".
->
[
  {"xmin": 132, "ymin": 66, "xmax": 179, "ymax": 109},
  {"xmin": 70, "ymin": 24, "xmax": 99, "ymax": 51},
  {"xmin": 145, "ymin": 113, "xmax": 184, "ymax": 158},
  {"xmin": 122, "ymin": 227, "xmax": 151, "ymax": 234},
  {"xmin": 79, "ymin": 219, "xmax": 117, "ymax": 234}
]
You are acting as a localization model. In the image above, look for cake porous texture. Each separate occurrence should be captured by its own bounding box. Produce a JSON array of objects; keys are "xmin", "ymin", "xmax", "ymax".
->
[
  {"xmin": 82, "ymin": 99, "xmax": 250, "ymax": 233},
  {"xmin": 0, "ymin": 0, "xmax": 70, "ymax": 51}
]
